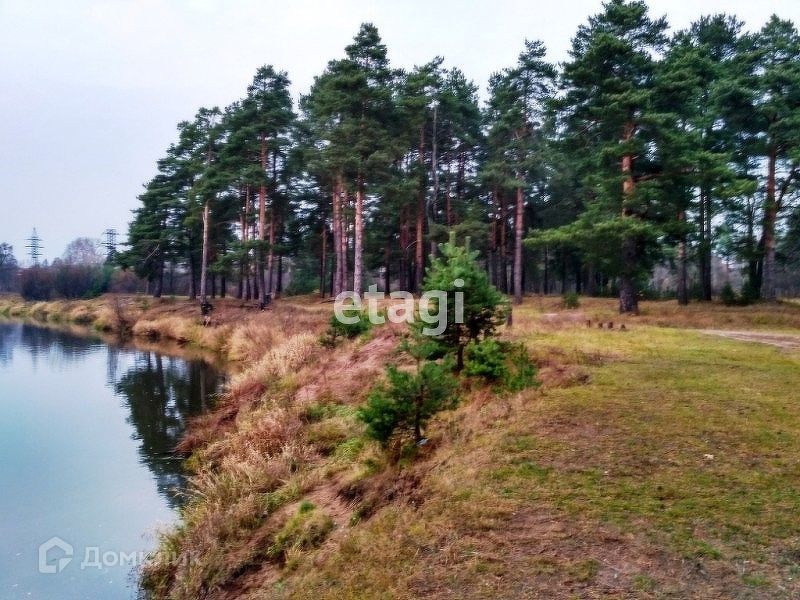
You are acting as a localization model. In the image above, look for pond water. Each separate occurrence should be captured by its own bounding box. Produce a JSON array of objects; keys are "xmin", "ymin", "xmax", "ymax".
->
[{"xmin": 0, "ymin": 321, "xmax": 222, "ymax": 599}]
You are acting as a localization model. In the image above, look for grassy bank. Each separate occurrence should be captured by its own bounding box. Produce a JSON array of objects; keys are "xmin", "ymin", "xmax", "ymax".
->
[
  {"xmin": 0, "ymin": 294, "xmax": 330, "ymax": 360},
  {"xmin": 135, "ymin": 296, "xmax": 800, "ymax": 599},
  {"xmin": 5, "ymin": 294, "xmax": 800, "ymax": 598},
  {"xmin": 241, "ymin": 301, "xmax": 800, "ymax": 599}
]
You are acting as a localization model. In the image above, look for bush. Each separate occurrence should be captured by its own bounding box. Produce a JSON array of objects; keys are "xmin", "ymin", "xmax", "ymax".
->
[
  {"xmin": 720, "ymin": 281, "xmax": 757, "ymax": 306},
  {"xmin": 19, "ymin": 267, "xmax": 53, "ymax": 300},
  {"xmin": 503, "ymin": 343, "xmax": 538, "ymax": 392},
  {"xmin": 720, "ymin": 282, "xmax": 738, "ymax": 306},
  {"xmin": 320, "ymin": 310, "xmax": 371, "ymax": 348},
  {"xmin": 464, "ymin": 340, "xmax": 538, "ymax": 391},
  {"xmin": 358, "ymin": 362, "xmax": 458, "ymax": 446},
  {"xmin": 464, "ymin": 339, "xmax": 507, "ymax": 381},
  {"xmin": 562, "ymin": 291, "xmax": 580, "ymax": 309}
]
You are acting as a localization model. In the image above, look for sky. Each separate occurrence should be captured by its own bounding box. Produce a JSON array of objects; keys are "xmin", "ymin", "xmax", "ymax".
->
[{"xmin": 1, "ymin": 0, "xmax": 799, "ymax": 264}]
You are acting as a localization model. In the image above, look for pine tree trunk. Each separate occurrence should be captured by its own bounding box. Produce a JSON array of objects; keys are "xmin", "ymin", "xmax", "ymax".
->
[
  {"xmin": 329, "ymin": 258, "xmax": 335, "ymax": 299},
  {"xmin": 153, "ymin": 262, "xmax": 163, "ymax": 298},
  {"xmin": 340, "ymin": 184, "xmax": 349, "ymax": 291},
  {"xmin": 619, "ymin": 121, "xmax": 639, "ymax": 314},
  {"xmin": 251, "ymin": 220, "xmax": 260, "ymax": 300},
  {"xmin": 243, "ymin": 187, "xmax": 251, "ymax": 300},
  {"xmin": 320, "ymin": 224, "xmax": 327, "ymax": 298},
  {"xmin": 277, "ymin": 254, "xmax": 283, "ymax": 295},
  {"xmin": 266, "ymin": 204, "xmax": 276, "ymax": 296},
  {"xmin": 698, "ymin": 187, "xmax": 713, "ymax": 301},
  {"xmin": 415, "ymin": 126, "xmax": 425, "ymax": 293},
  {"xmin": 513, "ymin": 185, "xmax": 524, "ymax": 304},
  {"xmin": 257, "ymin": 137, "xmax": 268, "ymax": 306},
  {"xmin": 488, "ymin": 188, "xmax": 498, "ymax": 287},
  {"xmin": 619, "ymin": 245, "xmax": 638, "ymax": 314},
  {"xmin": 445, "ymin": 169, "xmax": 453, "ymax": 226},
  {"xmin": 499, "ymin": 190, "xmax": 508, "ymax": 294},
  {"xmin": 430, "ymin": 105, "xmax": 439, "ymax": 259},
  {"xmin": 332, "ymin": 181, "xmax": 342, "ymax": 296},
  {"xmin": 761, "ymin": 147, "xmax": 778, "ymax": 301},
  {"xmin": 400, "ymin": 206, "xmax": 409, "ymax": 291},
  {"xmin": 237, "ymin": 207, "xmax": 245, "ymax": 299},
  {"xmin": 267, "ymin": 147, "xmax": 279, "ymax": 297},
  {"xmin": 698, "ymin": 189, "xmax": 707, "ymax": 300},
  {"xmin": 704, "ymin": 194, "xmax": 712, "ymax": 299},
  {"xmin": 677, "ymin": 210, "xmax": 689, "ymax": 306},
  {"xmin": 353, "ymin": 175, "xmax": 364, "ymax": 297},
  {"xmin": 199, "ymin": 199, "xmax": 211, "ymax": 305},
  {"xmin": 384, "ymin": 245, "xmax": 391, "ymax": 293}
]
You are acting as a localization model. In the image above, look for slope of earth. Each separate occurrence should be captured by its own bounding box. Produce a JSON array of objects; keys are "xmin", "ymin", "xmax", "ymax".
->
[{"xmin": 211, "ymin": 298, "xmax": 800, "ymax": 599}]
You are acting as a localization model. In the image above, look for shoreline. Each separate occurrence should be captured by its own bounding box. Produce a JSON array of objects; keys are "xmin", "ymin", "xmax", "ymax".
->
[
  {"xmin": 4, "ymin": 294, "xmax": 800, "ymax": 598},
  {"xmin": 0, "ymin": 312, "xmax": 230, "ymax": 370}
]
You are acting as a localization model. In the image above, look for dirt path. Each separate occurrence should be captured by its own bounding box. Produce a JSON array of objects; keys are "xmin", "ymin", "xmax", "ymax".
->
[{"xmin": 701, "ymin": 329, "xmax": 800, "ymax": 350}]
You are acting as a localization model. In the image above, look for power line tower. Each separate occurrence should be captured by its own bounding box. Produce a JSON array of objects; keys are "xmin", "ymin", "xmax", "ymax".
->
[
  {"xmin": 25, "ymin": 229, "xmax": 43, "ymax": 266},
  {"xmin": 102, "ymin": 228, "xmax": 118, "ymax": 260}
]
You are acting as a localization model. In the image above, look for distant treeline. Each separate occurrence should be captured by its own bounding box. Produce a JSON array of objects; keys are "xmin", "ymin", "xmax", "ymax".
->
[{"xmin": 0, "ymin": 239, "xmax": 141, "ymax": 301}]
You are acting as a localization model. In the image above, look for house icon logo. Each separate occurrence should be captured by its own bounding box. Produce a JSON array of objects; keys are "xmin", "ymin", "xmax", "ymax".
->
[{"xmin": 38, "ymin": 537, "xmax": 73, "ymax": 574}]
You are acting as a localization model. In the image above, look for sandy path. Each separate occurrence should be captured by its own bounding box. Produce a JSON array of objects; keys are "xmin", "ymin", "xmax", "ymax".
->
[{"xmin": 701, "ymin": 329, "xmax": 800, "ymax": 350}]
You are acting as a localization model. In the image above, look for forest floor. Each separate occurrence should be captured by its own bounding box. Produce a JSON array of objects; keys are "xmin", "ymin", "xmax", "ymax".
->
[{"xmin": 2, "ymin": 293, "xmax": 800, "ymax": 598}]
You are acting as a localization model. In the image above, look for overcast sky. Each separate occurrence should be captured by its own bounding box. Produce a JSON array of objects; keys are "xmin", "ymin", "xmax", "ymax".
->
[{"xmin": 2, "ymin": 0, "xmax": 798, "ymax": 263}]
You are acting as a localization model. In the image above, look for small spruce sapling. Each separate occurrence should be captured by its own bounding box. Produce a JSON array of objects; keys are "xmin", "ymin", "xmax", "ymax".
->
[
  {"xmin": 419, "ymin": 232, "xmax": 508, "ymax": 371},
  {"xmin": 357, "ymin": 361, "xmax": 458, "ymax": 447}
]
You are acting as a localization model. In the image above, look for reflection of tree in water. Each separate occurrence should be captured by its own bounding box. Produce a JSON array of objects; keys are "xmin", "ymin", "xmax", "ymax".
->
[
  {"xmin": 0, "ymin": 322, "xmax": 21, "ymax": 366},
  {"xmin": 18, "ymin": 322, "xmax": 102, "ymax": 366},
  {"xmin": 3, "ymin": 320, "xmax": 220, "ymax": 508},
  {"xmin": 113, "ymin": 351, "xmax": 221, "ymax": 508}
]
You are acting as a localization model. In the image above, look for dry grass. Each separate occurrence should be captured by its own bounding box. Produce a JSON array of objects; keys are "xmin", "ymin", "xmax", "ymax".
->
[
  {"xmin": 0, "ymin": 294, "xmax": 144, "ymax": 333},
  {"xmin": 263, "ymin": 298, "xmax": 800, "ymax": 600},
  {"xmin": 0, "ymin": 293, "xmax": 331, "ymax": 360},
  {"xmin": 227, "ymin": 333, "xmax": 319, "ymax": 396},
  {"xmin": 7, "ymin": 292, "xmax": 800, "ymax": 598},
  {"xmin": 524, "ymin": 295, "xmax": 800, "ymax": 331},
  {"xmin": 140, "ymin": 310, "xmax": 401, "ymax": 599}
]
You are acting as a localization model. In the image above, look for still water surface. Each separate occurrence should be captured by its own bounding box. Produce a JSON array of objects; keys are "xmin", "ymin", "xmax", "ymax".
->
[{"xmin": 0, "ymin": 321, "xmax": 222, "ymax": 599}]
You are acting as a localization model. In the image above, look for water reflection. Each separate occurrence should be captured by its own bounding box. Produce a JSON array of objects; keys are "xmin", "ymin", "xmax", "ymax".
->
[
  {"xmin": 2, "ymin": 320, "xmax": 222, "ymax": 507},
  {"xmin": 114, "ymin": 351, "xmax": 220, "ymax": 506},
  {"xmin": 18, "ymin": 321, "xmax": 105, "ymax": 364},
  {"xmin": 0, "ymin": 319, "xmax": 223, "ymax": 599}
]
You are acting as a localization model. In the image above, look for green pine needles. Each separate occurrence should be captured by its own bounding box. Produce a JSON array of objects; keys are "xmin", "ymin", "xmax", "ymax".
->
[
  {"xmin": 358, "ymin": 234, "xmax": 534, "ymax": 454},
  {"xmin": 418, "ymin": 232, "xmax": 509, "ymax": 371}
]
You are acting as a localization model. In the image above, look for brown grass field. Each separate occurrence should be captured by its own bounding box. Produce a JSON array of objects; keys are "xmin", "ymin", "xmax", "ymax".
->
[{"xmin": 3, "ymin": 293, "xmax": 800, "ymax": 598}]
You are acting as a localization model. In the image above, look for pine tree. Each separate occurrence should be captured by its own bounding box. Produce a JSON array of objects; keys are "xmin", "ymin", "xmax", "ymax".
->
[
  {"xmin": 420, "ymin": 233, "xmax": 508, "ymax": 371},
  {"xmin": 483, "ymin": 40, "xmax": 555, "ymax": 304},
  {"xmin": 558, "ymin": 0, "xmax": 669, "ymax": 313},
  {"xmin": 239, "ymin": 66, "xmax": 295, "ymax": 304},
  {"xmin": 398, "ymin": 58, "xmax": 444, "ymax": 292},
  {"xmin": 751, "ymin": 17, "xmax": 800, "ymax": 300},
  {"xmin": 655, "ymin": 15, "xmax": 742, "ymax": 304},
  {"xmin": 302, "ymin": 24, "xmax": 396, "ymax": 296}
]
